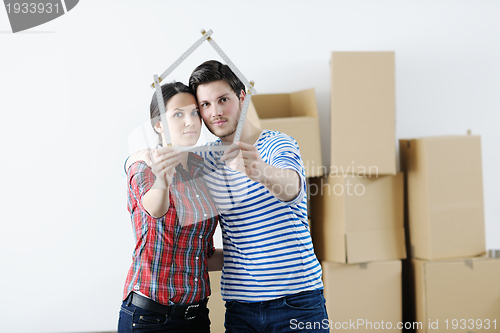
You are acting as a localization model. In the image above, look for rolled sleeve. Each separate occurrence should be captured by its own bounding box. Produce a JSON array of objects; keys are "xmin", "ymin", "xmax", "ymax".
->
[{"xmin": 128, "ymin": 161, "xmax": 157, "ymax": 215}]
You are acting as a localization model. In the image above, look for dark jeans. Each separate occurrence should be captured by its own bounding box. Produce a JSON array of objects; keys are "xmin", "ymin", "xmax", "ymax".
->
[
  {"xmin": 224, "ymin": 289, "xmax": 329, "ymax": 332},
  {"xmin": 117, "ymin": 297, "xmax": 210, "ymax": 333}
]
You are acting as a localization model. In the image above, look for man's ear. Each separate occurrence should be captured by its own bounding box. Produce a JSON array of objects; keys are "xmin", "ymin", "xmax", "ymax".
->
[
  {"xmin": 239, "ymin": 89, "xmax": 246, "ymax": 105},
  {"xmin": 154, "ymin": 120, "xmax": 163, "ymax": 134}
]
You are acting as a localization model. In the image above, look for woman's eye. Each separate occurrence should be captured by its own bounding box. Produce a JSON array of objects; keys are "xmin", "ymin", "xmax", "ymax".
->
[
  {"xmin": 192, "ymin": 110, "xmax": 200, "ymax": 117},
  {"xmin": 174, "ymin": 112, "xmax": 183, "ymax": 118}
]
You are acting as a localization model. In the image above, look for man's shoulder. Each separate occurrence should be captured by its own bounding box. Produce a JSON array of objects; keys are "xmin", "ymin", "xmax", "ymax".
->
[{"xmin": 257, "ymin": 130, "xmax": 299, "ymax": 149}]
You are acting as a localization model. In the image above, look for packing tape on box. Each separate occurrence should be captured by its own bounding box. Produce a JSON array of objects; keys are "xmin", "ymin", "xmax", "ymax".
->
[
  {"xmin": 149, "ymin": 29, "xmax": 256, "ymax": 147},
  {"xmin": 464, "ymin": 259, "xmax": 474, "ymax": 269}
]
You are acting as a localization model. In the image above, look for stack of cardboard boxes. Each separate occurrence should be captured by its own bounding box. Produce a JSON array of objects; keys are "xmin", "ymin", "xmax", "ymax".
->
[
  {"xmin": 206, "ymin": 52, "xmax": 498, "ymax": 332},
  {"xmin": 400, "ymin": 135, "xmax": 499, "ymax": 332},
  {"xmin": 308, "ymin": 52, "xmax": 406, "ymax": 332}
]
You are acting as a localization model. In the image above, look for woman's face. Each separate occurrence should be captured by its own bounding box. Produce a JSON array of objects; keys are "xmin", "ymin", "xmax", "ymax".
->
[{"xmin": 157, "ymin": 92, "xmax": 201, "ymax": 146}]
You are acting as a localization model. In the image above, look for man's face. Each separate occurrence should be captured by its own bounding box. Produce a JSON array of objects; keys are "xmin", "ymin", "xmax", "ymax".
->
[{"xmin": 196, "ymin": 80, "xmax": 244, "ymax": 139}]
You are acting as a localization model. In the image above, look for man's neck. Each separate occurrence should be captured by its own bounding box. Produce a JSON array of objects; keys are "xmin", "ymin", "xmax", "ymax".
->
[{"xmin": 220, "ymin": 120, "xmax": 262, "ymax": 146}]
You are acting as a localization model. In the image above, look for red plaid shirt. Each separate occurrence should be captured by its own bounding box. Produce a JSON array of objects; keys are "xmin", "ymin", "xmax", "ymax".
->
[{"xmin": 123, "ymin": 152, "xmax": 218, "ymax": 305}]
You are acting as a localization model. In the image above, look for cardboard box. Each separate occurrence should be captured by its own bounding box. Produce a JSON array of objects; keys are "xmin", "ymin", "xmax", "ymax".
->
[
  {"xmin": 322, "ymin": 260, "xmax": 402, "ymax": 332},
  {"xmin": 412, "ymin": 257, "xmax": 500, "ymax": 333},
  {"xmin": 309, "ymin": 174, "xmax": 406, "ymax": 263},
  {"xmin": 247, "ymin": 100, "xmax": 261, "ymax": 128},
  {"xmin": 251, "ymin": 88, "xmax": 324, "ymax": 177},
  {"xmin": 208, "ymin": 271, "xmax": 224, "ymax": 332},
  {"xmin": 399, "ymin": 136, "xmax": 486, "ymax": 260},
  {"xmin": 330, "ymin": 52, "xmax": 397, "ymax": 176}
]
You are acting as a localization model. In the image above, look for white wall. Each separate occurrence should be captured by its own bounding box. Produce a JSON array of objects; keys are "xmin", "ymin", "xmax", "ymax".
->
[{"xmin": 1, "ymin": 1, "xmax": 499, "ymax": 332}]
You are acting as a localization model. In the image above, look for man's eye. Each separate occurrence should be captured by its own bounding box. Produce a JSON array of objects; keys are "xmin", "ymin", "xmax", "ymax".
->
[
  {"xmin": 220, "ymin": 98, "xmax": 228, "ymax": 103},
  {"xmin": 201, "ymin": 103, "xmax": 209, "ymax": 108}
]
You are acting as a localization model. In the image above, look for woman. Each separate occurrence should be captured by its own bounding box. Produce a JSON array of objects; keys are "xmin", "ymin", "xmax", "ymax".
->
[{"xmin": 118, "ymin": 82, "xmax": 221, "ymax": 333}]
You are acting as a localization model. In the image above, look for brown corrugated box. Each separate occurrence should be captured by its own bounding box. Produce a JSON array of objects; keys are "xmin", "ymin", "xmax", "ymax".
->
[
  {"xmin": 251, "ymin": 88, "xmax": 324, "ymax": 177},
  {"xmin": 330, "ymin": 51, "xmax": 397, "ymax": 176},
  {"xmin": 246, "ymin": 100, "xmax": 261, "ymax": 128},
  {"xmin": 309, "ymin": 173, "xmax": 406, "ymax": 263},
  {"xmin": 399, "ymin": 135, "xmax": 486, "ymax": 260},
  {"xmin": 412, "ymin": 257, "xmax": 500, "ymax": 333},
  {"xmin": 322, "ymin": 260, "xmax": 402, "ymax": 332}
]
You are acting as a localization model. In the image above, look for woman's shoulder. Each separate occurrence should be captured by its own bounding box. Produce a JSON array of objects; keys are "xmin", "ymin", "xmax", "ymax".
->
[{"xmin": 125, "ymin": 149, "xmax": 153, "ymax": 174}]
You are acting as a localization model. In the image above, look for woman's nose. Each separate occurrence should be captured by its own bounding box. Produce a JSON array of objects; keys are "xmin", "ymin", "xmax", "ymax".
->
[{"xmin": 185, "ymin": 114, "xmax": 197, "ymax": 126}]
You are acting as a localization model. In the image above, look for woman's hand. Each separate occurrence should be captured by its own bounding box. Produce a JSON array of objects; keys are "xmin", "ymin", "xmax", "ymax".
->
[{"xmin": 151, "ymin": 147, "xmax": 182, "ymax": 188}]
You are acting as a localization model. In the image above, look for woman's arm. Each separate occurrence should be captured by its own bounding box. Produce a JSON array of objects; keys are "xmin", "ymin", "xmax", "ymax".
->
[
  {"xmin": 125, "ymin": 149, "xmax": 153, "ymax": 173},
  {"xmin": 141, "ymin": 147, "xmax": 182, "ymax": 218}
]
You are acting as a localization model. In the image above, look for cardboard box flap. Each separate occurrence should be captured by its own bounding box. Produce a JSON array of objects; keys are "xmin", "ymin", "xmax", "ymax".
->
[
  {"xmin": 252, "ymin": 93, "xmax": 290, "ymax": 119},
  {"xmin": 290, "ymin": 88, "xmax": 318, "ymax": 118},
  {"xmin": 252, "ymin": 88, "xmax": 318, "ymax": 119}
]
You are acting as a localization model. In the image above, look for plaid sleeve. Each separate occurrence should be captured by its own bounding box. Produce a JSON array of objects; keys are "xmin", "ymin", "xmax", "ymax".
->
[
  {"xmin": 128, "ymin": 161, "xmax": 157, "ymax": 214},
  {"xmin": 267, "ymin": 134, "xmax": 306, "ymax": 206}
]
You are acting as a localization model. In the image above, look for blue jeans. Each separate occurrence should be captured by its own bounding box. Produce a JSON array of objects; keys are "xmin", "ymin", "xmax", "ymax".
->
[
  {"xmin": 117, "ymin": 297, "xmax": 210, "ymax": 333},
  {"xmin": 224, "ymin": 289, "xmax": 329, "ymax": 332}
]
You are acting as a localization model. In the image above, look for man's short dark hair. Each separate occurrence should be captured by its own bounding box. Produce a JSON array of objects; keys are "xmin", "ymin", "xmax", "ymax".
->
[{"xmin": 189, "ymin": 60, "xmax": 245, "ymax": 99}]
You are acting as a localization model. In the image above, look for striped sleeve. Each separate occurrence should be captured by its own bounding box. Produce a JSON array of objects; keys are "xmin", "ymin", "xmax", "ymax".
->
[{"xmin": 265, "ymin": 134, "xmax": 307, "ymax": 207}]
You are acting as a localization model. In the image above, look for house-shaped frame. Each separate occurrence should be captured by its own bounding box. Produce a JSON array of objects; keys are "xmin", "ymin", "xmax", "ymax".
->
[{"xmin": 151, "ymin": 29, "xmax": 256, "ymax": 152}]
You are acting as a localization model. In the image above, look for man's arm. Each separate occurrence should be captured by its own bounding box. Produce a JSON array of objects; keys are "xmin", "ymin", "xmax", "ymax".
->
[{"xmin": 221, "ymin": 142, "xmax": 300, "ymax": 202}]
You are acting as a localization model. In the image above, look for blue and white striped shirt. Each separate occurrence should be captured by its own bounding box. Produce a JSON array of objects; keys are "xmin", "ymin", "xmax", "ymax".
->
[{"xmin": 199, "ymin": 130, "xmax": 323, "ymax": 302}]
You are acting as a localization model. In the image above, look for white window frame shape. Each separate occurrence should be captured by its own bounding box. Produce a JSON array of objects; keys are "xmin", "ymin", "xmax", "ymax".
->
[{"xmin": 151, "ymin": 29, "xmax": 256, "ymax": 152}]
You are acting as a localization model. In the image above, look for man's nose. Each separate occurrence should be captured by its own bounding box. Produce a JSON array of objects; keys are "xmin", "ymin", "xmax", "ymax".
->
[{"xmin": 213, "ymin": 104, "xmax": 223, "ymax": 117}]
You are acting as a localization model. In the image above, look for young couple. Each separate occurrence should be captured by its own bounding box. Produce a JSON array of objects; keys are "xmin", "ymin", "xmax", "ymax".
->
[{"xmin": 119, "ymin": 60, "xmax": 328, "ymax": 332}]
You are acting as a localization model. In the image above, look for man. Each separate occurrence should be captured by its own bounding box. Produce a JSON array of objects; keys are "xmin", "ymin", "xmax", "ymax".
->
[{"xmin": 189, "ymin": 60, "xmax": 328, "ymax": 332}]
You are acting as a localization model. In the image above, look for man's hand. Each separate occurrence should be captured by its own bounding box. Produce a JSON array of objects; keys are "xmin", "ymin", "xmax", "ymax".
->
[
  {"xmin": 221, "ymin": 141, "xmax": 300, "ymax": 202},
  {"xmin": 221, "ymin": 142, "xmax": 266, "ymax": 183}
]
